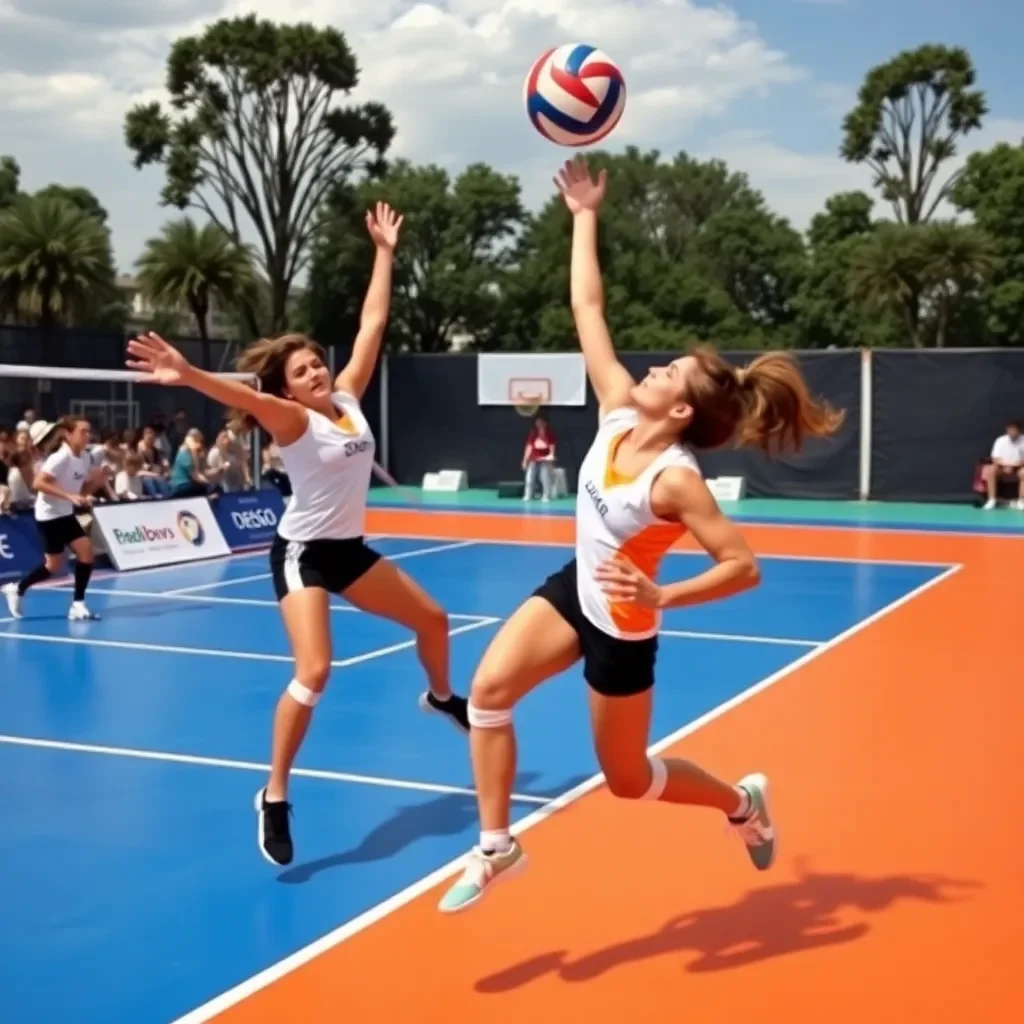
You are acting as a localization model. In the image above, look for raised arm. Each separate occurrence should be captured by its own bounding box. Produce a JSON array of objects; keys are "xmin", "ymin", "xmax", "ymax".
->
[
  {"xmin": 334, "ymin": 202, "xmax": 404, "ymax": 400},
  {"xmin": 126, "ymin": 333, "xmax": 307, "ymax": 445},
  {"xmin": 555, "ymin": 158, "xmax": 636, "ymax": 417}
]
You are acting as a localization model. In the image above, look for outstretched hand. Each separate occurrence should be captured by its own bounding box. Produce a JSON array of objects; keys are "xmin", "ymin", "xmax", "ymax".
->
[
  {"xmin": 126, "ymin": 332, "xmax": 191, "ymax": 386},
  {"xmin": 554, "ymin": 156, "xmax": 607, "ymax": 215},
  {"xmin": 366, "ymin": 201, "xmax": 404, "ymax": 251}
]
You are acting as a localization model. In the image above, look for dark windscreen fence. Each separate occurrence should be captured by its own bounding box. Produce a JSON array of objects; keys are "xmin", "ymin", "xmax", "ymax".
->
[
  {"xmin": 386, "ymin": 350, "xmax": 860, "ymax": 498},
  {"xmin": 871, "ymin": 350, "xmax": 1024, "ymax": 502},
  {"xmin": 619, "ymin": 351, "xmax": 862, "ymax": 500}
]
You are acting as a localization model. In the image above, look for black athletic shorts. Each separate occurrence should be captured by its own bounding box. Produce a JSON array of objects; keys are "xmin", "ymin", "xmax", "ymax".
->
[
  {"xmin": 269, "ymin": 533, "xmax": 381, "ymax": 601},
  {"xmin": 37, "ymin": 514, "xmax": 86, "ymax": 555},
  {"xmin": 532, "ymin": 558, "xmax": 657, "ymax": 698}
]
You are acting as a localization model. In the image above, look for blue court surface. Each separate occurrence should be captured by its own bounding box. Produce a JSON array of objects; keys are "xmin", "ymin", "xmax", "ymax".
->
[{"xmin": 0, "ymin": 536, "xmax": 950, "ymax": 1023}]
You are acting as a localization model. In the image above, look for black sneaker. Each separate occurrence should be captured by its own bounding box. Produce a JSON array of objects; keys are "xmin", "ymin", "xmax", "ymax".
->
[
  {"xmin": 418, "ymin": 691, "xmax": 470, "ymax": 733},
  {"xmin": 254, "ymin": 787, "xmax": 293, "ymax": 865}
]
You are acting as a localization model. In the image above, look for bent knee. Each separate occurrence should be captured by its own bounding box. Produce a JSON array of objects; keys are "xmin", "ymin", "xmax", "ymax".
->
[
  {"xmin": 295, "ymin": 659, "xmax": 331, "ymax": 691},
  {"xmin": 603, "ymin": 757, "xmax": 666, "ymax": 801},
  {"xmin": 470, "ymin": 668, "xmax": 516, "ymax": 711},
  {"xmin": 415, "ymin": 600, "xmax": 449, "ymax": 638}
]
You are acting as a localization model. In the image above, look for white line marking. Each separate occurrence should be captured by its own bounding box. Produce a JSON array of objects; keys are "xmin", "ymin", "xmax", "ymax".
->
[
  {"xmin": 0, "ymin": 735, "xmax": 548, "ymax": 805},
  {"xmin": 168, "ymin": 561, "xmax": 963, "ymax": 1024},
  {"xmin": 367, "ymin": 531, "xmax": 958, "ymax": 569},
  {"xmin": 370, "ymin": 506, "xmax": 1024, "ymax": 541},
  {"xmin": 658, "ymin": 629, "xmax": 819, "ymax": 647},
  {"xmin": 42, "ymin": 586, "xmax": 491, "ymax": 623},
  {"xmin": 166, "ymin": 572, "xmax": 275, "ymax": 595},
  {"xmin": 160, "ymin": 539, "xmax": 478, "ymax": 595},
  {"xmin": 0, "ymin": 617, "xmax": 498, "ymax": 667}
]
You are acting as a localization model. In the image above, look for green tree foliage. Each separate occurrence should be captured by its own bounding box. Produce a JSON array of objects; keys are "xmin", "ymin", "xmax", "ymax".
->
[
  {"xmin": 952, "ymin": 141, "xmax": 1024, "ymax": 345},
  {"xmin": 135, "ymin": 218, "xmax": 260, "ymax": 364},
  {"xmin": 503, "ymin": 148, "xmax": 805, "ymax": 352},
  {"xmin": 841, "ymin": 44, "xmax": 986, "ymax": 225},
  {"xmin": 0, "ymin": 195, "xmax": 118, "ymax": 328},
  {"xmin": 305, "ymin": 160, "xmax": 525, "ymax": 352},
  {"xmin": 0, "ymin": 157, "xmax": 20, "ymax": 209},
  {"xmin": 124, "ymin": 15, "xmax": 394, "ymax": 333}
]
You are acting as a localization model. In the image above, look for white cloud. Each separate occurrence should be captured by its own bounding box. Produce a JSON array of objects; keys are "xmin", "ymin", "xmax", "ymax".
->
[
  {"xmin": 0, "ymin": 0, "xmax": 1019, "ymax": 274},
  {"xmin": 704, "ymin": 116, "xmax": 1024, "ymax": 231}
]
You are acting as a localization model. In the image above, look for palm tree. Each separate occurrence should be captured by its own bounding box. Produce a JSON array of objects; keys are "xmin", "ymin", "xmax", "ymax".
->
[
  {"xmin": 0, "ymin": 194, "xmax": 115, "ymax": 327},
  {"xmin": 135, "ymin": 218, "xmax": 259, "ymax": 366},
  {"xmin": 916, "ymin": 221, "xmax": 996, "ymax": 347},
  {"xmin": 847, "ymin": 224, "xmax": 925, "ymax": 346}
]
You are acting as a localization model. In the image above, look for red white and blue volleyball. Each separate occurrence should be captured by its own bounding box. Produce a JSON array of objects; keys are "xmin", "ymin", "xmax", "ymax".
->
[{"xmin": 524, "ymin": 44, "xmax": 626, "ymax": 147}]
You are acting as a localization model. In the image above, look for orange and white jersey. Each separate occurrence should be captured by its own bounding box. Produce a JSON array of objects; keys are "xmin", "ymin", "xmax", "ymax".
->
[{"xmin": 575, "ymin": 406, "xmax": 701, "ymax": 640}]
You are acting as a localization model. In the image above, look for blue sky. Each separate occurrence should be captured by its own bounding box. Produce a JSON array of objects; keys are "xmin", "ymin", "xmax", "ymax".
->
[{"xmin": 0, "ymin": 0, "xmax": 1019, "ymax": 273}]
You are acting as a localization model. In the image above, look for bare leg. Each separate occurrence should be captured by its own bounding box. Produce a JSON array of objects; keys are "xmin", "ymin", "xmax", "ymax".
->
[
  {"xmin": 343, "ymin": 556, "xmax": 453, "ymax": 700},
  {"xmin": 588, "ymin": 687, "xmax": 777, "ymax": 871},
  {"xmin": 267, "ymin": 587, "xmax": 332, "ymax": 801},
  {"xmin": 438, "ymin": 597, "xmax": 580, "ymax": 912}
]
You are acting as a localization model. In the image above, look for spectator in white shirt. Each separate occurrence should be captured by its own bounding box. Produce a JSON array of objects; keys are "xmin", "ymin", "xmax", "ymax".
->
[
  {"xmin": 982, "ymin": 420, "xmax": 1024, "ymax": 510},
  {"xmin": 114, "ymin": 452, "xmax": 145, "ymax": 501}
]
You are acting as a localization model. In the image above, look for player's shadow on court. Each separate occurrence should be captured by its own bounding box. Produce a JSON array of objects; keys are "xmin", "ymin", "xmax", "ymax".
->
[
  {"xmin": 276, "ymin": 770, "xmax": 590, "ymax": 885},
  {"xmin": 475, "ymin": 864, "xmax": 980, "ymax": 991}
]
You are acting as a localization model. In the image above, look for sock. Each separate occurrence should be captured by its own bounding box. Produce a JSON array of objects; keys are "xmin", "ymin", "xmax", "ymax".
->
[
  {"xmin": 18, "ymin": 565, "xmax": 51, "ymax": 595},
  {"xmin": 730, "ymin": 787, "xmax": 752, "ymax": 821},
  {"xmin": 480, "ymin": 829, "xmax": 512, "ymax": 854},
  {"xmin": 73, "ymin": 561, "xmax": 94, "ymax": 602}
]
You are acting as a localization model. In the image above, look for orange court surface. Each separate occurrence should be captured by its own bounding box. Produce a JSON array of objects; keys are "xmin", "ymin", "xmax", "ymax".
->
[{"xmin": 2, "ymin": 506, "xmax": 1019, "ymax": 1024}]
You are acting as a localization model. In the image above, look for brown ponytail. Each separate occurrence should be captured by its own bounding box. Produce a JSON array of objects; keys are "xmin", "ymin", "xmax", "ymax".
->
[
  {"xmin": 684, "ymin": 345, "xmax": 844, "ymax": 454},
  {"xmin": 734, "ymin": 352, "xmax": 845, "ymax": 454}
]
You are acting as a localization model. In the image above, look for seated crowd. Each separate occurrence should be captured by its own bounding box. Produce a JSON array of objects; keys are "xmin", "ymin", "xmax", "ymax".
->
[{"xmin": 0, "ymin": 404, "xmax": 291, "ymax": 515}]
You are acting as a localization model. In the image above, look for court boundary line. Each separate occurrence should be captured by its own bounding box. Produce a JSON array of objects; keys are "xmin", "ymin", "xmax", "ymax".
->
[
  {"xmin": 168, "ymin": 560, "xmax": 964, "ymax": 1024},
  {"xmin": 363, "ymin": 532, "xmax": 961, "ymax": 569},
  {"xmin": 368, "ymin": 503, "xmax": 1024, "ymax": 540},
  {"xmin": 0, "ymin": 616, "xmax": 498, "ymax": 666},
  {"xmin": 36, "ymin": 587, "xmax": 822, "ymax": 646},
  {"xmin": 0, "ymin": 735, "xmax": 549, "ymax": 805}
]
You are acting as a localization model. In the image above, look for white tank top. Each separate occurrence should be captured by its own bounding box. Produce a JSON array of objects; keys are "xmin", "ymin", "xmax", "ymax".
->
[
  {"xmin": 575, "ymin": 406, "xmax": 701, "ymax": 640},
  {"xmin": 276, "ymin": 391, "xmax": 375, "ymax": 542}
]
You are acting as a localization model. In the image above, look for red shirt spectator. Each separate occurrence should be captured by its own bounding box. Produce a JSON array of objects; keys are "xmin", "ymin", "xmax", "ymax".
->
[{"xmin": 523, "ymin": 417, "xmax": 556, "ymax": 465}]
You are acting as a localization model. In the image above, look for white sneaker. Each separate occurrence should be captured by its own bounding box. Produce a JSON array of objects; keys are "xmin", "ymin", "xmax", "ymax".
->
[
  {"xmin": 1, "ymin": 582, "xmax": 21, "ymax": 618},
  {"xmin": 983, "ymin": 498, "xmax": 997, "ymax": 509},
  {"xmin": 68, "ymin": 601, "xmax": 100, "ymax": 621}
]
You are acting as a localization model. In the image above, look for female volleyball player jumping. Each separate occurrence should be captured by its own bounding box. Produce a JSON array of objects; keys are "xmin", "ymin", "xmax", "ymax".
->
[
  {"xmin": 126, "ymin": 202, "xmax": 470, "ymax": 867},
  {"xmin": 438, "ymin": 159, "xmax": 844, "ymax": 913}
]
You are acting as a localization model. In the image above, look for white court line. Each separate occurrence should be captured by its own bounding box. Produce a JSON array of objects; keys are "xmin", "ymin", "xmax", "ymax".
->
[
  {"xmin": 370, "ymin": 505, "xmax": 1024, "ymax": 542},
  {"xmin": 44, "ymin": 586, "xmax": 491, "ymax": 623},
  {"xmin": 0, "ymin": 617, "xmax": 498, "ymax": 667},
  {"xmin": 0, "ymin": 735, "xmax": 548, "ymax": 805},
  {"xmin": 368, "ymin": 531, "xmax": 957, "ymax": 569},
  {"xmin": 169, "ymin": 561, "xmax": 964, "ymax": 1024},
  {"xmin": 659, "ymin": 628, "xmax": 819, "ymax": 647},
  {"xmin": 161, "ymin": 539, "xmax": 478, "ymax": 595}
]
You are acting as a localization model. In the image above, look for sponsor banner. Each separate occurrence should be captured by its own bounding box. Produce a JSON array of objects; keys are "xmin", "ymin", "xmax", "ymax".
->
[
  {"xmin": 213, "ymin": 489, "xmax": 285, "ymax": 550},
  {"xmin": 0, "ymin": 512, "xmax": 44, "ymax": 582},
  {"xmin": 93, "ymin": 497, "xmax": 230, "ymax": 571}
]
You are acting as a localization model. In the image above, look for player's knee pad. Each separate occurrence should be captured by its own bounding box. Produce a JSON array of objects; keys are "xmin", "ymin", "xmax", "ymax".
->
[
  {"xmin": 640, "ymin": 756, "xmax": 668, "ymax": 800},
  {"xmin": 467, "ymin": 703, "xmax": 513, "ymax": 729},
  {"xmin": 287, "ymin": 678, "xmax": 322, "ymax": 708}
]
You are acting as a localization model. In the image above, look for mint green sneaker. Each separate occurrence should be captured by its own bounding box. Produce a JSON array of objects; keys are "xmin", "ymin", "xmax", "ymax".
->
[
  {"xmin": 729, "ymin": 772, "xmax": 776, "ymax": 870},
  {"xmin": 438, "ymin": 842, "xmax": 527, "ymax": 913}
]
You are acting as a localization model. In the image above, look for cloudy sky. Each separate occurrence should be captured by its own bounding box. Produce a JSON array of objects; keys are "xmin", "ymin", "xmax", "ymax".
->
[{"xmin": 0, "ymin": 0, "xmax": 1020, "ymax": 273}]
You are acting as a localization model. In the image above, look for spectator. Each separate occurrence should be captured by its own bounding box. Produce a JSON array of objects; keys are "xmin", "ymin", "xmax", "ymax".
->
[
  {"xmin": 170, "ymin": 428, "xmax": 211, "ymax": 497},
  {"xmin": 115, "ymin": 452, "xmax": 145, "ymax": 501},
  {"xmin": 982, "ymin": 420, "xmax": 1024, "ymax": 510},
  {"xmin": 261, "ymin": 439, "xmax": 291, "ymax": 496},
  {"xmin": 3, "ymin": 450, "xmax": 35, "ymax": 511},
  {"xmin": 206, "ymin": 430, "xmax": 246, "ymax": 493},
  {"xmin": 522, "ymin": 414, "xmax": 557, "ymax": 502},
  {"xmin": 136, "ymin": 426, "xmax": 171, "ymax": 497},
  {"xmin": 15, "ymin": 407, "xmax": 36, "ymax": 433}
]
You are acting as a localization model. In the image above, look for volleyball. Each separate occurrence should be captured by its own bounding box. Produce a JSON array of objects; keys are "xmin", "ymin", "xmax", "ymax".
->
[{"xmin": 524, "ymin": 44, "xmax": 626, "ymax": 147}]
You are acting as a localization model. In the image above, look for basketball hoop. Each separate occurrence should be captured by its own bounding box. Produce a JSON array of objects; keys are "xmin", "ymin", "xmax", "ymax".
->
[{"xmin": 513, "ymin": 393, "xmax": 542, "ymax": 418}]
